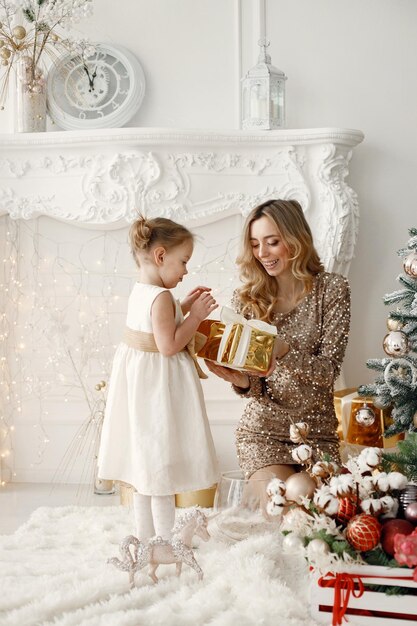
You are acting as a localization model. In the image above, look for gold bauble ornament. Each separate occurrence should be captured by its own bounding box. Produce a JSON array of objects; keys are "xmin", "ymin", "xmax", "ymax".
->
[
  {"xmin": 284, "ymin": 471, "xmax": 317, "ymax": 504},
  {"xmin": 12, "ymin": 25, "xmax": 26, "ymax": 40},
  {"xmin": 100, "ymin": 380, "xmax": 106, "ymax": 388},
  {"xmin": 0, "ymin": 48, "xmax": 11, "ymax": 59},
  {"xmin": 95, "ymin": 384, "xmax": 101, "ymax": 391},
  {"xmin": 386, "ymin": 318, "xmax": 403, "ymax": 331},
  {"xmin": 403, "ymin": 251, "xmax": 417, "ymax": 278},
  {"xmin": 383, "ymin": 330, "xmax": 409, "ymax": 357}
]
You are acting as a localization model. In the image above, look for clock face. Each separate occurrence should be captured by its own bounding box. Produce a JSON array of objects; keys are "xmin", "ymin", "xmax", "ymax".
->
[{"xmin": 47, "ymin": 44, "xmax": 146, "ymax": 130}]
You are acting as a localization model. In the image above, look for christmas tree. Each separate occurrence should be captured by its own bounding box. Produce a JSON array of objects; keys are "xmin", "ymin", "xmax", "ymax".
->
[{"xmin": 358, "ymin": 228, "xmax": 417, "ymax": 436}]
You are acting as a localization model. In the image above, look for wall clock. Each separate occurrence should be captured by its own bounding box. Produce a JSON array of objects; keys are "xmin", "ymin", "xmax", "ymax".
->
[{"xmin": 47, "ymin": 43, "xmax": 146, "ymax": 130}]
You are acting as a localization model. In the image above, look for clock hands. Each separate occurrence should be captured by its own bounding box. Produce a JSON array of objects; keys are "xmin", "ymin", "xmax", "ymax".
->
[{"xmin": 83, "ymin": 63, "xmax": 97, "ymax": 92}]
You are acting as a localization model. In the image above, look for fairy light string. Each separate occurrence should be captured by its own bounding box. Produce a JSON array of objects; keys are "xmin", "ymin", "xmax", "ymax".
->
[{"xmin": 0, "ymin": 214, "xmax": 240, "ymax": 487}]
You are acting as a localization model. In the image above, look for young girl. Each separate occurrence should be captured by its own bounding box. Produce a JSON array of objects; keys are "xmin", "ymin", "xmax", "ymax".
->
[{"xmin": 97, "ymin": 216, "xmax": 219, "ymax": 541}]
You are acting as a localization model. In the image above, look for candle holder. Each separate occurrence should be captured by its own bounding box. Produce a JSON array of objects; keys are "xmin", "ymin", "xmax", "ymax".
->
[{"xmin": 242, "ymin": 39, "xmax": 286, "ymax": 130}]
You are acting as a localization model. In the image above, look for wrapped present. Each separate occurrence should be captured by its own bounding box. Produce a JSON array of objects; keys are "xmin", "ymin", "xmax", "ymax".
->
[
  {"xmin": 311, "ymin": 565, "xmax": 417, "ymax": 625},
  {"xmin": 333, "ymin": 389, "xmax": 403, "ymax": 459},
  {"xmin": 197, "ymin": 306, "xmax": 277, "ymax": 374}
]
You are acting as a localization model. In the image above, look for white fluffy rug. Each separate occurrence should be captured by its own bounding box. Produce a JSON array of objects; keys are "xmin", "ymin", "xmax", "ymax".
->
[{"xmin": 0, "ymin": 505, "xmax": 324, "ymax": 626}]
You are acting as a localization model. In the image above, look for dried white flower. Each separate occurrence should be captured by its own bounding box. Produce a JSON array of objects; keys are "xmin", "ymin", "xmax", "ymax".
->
[
  {"xmin": 360, "ymin": 498, "xmax": 383, "ymax": 515},
  {"xmin": 329, "ymin": 474, "xmax": 355, "ymax": 497},
  {"xmin": 313, "ymin": 485, "xmax": 339, "ymax": 516},
  {"xmin": 379, "ymin": 495, "xmax": 399, "ymax": 518},
  {"xmin": 311, "ymin": 460, "xmax": 338, "ymax": 480},
  {"xmin": 387, "ymin": 472, "xmax": 408, "ymax": 491},
  {"xmin": 357, "ymin": 447, "xmax": 382, "ymax": 472},
  {"xmin": 291, "ymin": 444, "xmax": 313, "ymax": 464},
  {"xmin": 373, "ymin": 472, "xmax": 391, "ymax": 492},
  {"xmin": 266, "ymin": 478, "xmax": 286, "ymax": 497},
  {"xmin": 289, "ymin": 422, "xmax": 310, "ymax": 443},
  {"xmin": 358, "ymin": 475, "xmax": 376, "ymax": 499},
  {"xmin": 266, "ymin": 494, "xmax": 286, "ymax": 517}
]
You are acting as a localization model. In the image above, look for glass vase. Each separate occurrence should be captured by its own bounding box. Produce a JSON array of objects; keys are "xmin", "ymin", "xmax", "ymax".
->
[
  {"xmin": 15, "ymin": 56, "xmax": 47, "ymax": 133},
  {"xmin": 210, "ymin": 469, "xmax": 277, "ymax": 543}
]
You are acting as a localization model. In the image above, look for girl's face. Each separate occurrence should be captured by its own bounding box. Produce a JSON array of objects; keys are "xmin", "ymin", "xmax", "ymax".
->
[
  {"xmin": 249, "ymin": 215, "xmax": 291, "ymax": 278},
  {"xmin": 160, "ymin": 239, "xmax": 194, "ymax": 289}
]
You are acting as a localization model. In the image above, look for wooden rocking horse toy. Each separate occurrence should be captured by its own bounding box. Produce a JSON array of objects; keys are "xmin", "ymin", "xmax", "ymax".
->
[{"xmin": 108, "ymin": 508, "xmax": 210, "ymax": 588}]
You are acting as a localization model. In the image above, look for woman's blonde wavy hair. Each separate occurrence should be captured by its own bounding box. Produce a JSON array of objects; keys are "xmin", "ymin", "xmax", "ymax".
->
[
  {"xmin": 129, "ymin": 215, "xmax": 193, "ymax": 267},
  {"xmin": 236, "ymin": 199, "xmax": 324, "ymax": 322}
]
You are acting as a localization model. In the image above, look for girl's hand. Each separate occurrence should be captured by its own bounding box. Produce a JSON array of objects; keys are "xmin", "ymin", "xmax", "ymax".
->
[
  {"xmin": 181, "ymin": 286, "xmax": 212, "ymax": 315},
  {"xmin": 189, "ymin": 291, "xmax": 218, "ymax": 322},
  {"xmin": 204, "ymin": 360, "xmax": 250, "ymax": 389}
]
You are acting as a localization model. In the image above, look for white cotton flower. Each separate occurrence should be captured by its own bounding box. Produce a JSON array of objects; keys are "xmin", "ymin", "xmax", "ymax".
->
[
  {"xmin": 358, "ymin": 475, "xmax": 376, "ymax": 499},
  {"xmin": 311, "ymin": 461, "xmax": 338, "ymax": 480},
  {"xmin": 387, "ymin": 472, "xmax": 408, "ymax": 491},
  {"xmin": 313, "ymin": 485, "xmax": 339, "ymax": 516},
  {"xmin": 373, "ymin": 472, "xmax": 391, "ymax": 492},
  {"xmin": 266, "ymin": 478, "xmax": 286, "ymax": 497},
  {"xmin": 360, "ymin": 498, "xmax": 383, "ymax": 515},
  {"xmin": 266, "ymin": 494, "xmax": 286, "ymax": 517},
  {"xmin": 289, "ymin": 422, "xmax": 310, "ymax": 443},
  {"xmin": 291, "ymin": 444, "xmax": 313, "ymax": 464},
  {"xmin": 379, "ymin": 495, "xmax": 399, "ymax": 518},
  {"xmin": 357, "ymin": 447, "xmax": 382, "ymax": 472},
  {"xmin": 329, "ymin": 474, "xmax": 355, "ymax": 497}
]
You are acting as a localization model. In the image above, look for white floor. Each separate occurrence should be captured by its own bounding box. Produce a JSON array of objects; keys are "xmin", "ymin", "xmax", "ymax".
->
[{"xmin": 0, "ymin": 482, "xmax": 120, "ymax": 535}]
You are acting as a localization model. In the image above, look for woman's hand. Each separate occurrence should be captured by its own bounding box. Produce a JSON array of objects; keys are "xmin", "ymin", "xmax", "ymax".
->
[
  {"xmin": 181, "ymin": 286, "xmax": 212, "ymax": 315},
  {"xmin": 204, "ymin": 360, "xmax": 250, "ymax": 389},
  {"xmin": 262, "ymin": 336, "xmax": 290, "ymax": 376}
]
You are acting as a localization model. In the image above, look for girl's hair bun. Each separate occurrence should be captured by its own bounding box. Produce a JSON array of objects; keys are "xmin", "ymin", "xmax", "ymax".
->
[
  {"xmin": 129, "ymin": 213, "xmax": 193, "ymax": 267},
  {"xmin": 130, "ymin": 215, "xmax": 152, "ymax": 250}
]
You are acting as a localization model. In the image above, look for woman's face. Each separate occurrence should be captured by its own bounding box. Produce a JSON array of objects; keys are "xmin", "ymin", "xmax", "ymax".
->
[{"xmin": 249, "ymin": 215, "xmax": 291, "ymax": 278}]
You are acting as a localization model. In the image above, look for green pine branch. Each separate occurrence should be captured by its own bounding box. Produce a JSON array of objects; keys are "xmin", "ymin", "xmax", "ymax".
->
[{"xmin": 382, "ymin": 433, "xmax": 417, "ymax": 481}]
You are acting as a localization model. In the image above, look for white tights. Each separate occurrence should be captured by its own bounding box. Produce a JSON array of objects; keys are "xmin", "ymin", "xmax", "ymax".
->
[{"xmin": 133, "ymin": 492, "xmax": 175, "ymax": 541}]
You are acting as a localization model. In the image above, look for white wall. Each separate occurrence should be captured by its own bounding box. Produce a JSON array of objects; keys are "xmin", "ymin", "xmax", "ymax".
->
[
  {"xmin": 46, "ymin": 0, "xmax": 417, "ymax": 387},
  {"xmin": 1, "ymin": 0, "xmax": 417, "ymax": 481}
]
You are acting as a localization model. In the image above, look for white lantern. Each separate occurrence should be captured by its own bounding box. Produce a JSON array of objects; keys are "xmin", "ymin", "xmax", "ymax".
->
[{"xmin": 242, "ymin": 39, "xmax": 286, "ymax": 130}]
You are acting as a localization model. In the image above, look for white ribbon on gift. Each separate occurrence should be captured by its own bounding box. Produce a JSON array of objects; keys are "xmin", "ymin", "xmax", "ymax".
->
[{"xmin": 217, "ymin": 306, "xmax": 277, "ymax": 369}]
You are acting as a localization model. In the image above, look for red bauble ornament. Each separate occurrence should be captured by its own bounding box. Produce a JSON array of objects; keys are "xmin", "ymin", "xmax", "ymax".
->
[
  {"xmin": 346, "ymin": 514, "xmax": 382, "ymax": 551},
  {"xmin": 380, "ymin": 518, "xmax": 415, "ymax": 556},
  {"xmin": 336, "ymin": 497, "xmax": 358, "ymax": 526}
]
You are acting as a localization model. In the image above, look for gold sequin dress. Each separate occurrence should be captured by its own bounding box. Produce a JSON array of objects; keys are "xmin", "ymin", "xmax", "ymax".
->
[{"xmin": 233, "ymin": 272, "xmax": 351, "ymax": 473}]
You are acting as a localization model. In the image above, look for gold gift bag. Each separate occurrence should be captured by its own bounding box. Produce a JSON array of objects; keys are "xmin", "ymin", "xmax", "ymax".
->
[
  {"xmin": 346, "ymin": 395, "xmax": 404, "ymax": 448},
  {"xmin": 197, "ymin": 306, "xmax": 277, "ymax": 374}
]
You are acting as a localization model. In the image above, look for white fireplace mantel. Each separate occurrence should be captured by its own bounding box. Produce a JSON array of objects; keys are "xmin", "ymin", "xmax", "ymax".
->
[{"xmin": 0, "ymin": 126, "xmax": 364, "ymax": 275}]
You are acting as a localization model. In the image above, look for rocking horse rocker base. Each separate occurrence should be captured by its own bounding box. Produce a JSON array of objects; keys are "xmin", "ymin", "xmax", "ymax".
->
[{"xmin": 108, "ymin": 508, "xmax": 210, "ymax": 588}]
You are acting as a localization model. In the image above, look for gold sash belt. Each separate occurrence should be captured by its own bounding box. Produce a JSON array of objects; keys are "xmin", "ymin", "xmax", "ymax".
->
[{"xmin": 123, "ymin": 327, "xmax": 208, "ymax": 379}]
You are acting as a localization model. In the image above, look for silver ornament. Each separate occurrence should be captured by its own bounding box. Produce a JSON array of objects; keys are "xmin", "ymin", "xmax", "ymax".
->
[
  {"xmin": 383, "ymin": 330, "xmax": 409, "ymax": 357},
  {"xmin": 403, "ymin": 251, "xmax": 417, "ymax": 277},
  {"xmin": 355, "ymin": 403, "xmax": 376, "ymax": 427}
]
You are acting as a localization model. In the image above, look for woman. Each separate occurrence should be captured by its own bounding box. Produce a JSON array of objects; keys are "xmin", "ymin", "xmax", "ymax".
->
[{"xmin": 205, "ymin": 199, "xmax": 350, "ymax": 483}]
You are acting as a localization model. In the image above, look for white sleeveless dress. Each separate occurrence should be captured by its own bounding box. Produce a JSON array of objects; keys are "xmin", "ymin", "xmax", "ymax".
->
[{"xmin": 97, "ymin": 283, "xmax": 219, "ymax": 496}]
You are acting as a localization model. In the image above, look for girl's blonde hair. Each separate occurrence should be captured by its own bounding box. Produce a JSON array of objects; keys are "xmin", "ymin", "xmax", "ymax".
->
[
  {"xmin": 129, "ymin": 215, "xmax": 193, "ymax": 267},
  {"xmin": 236, "ymin": 199, "xmax": 324, "ymax": 322}
]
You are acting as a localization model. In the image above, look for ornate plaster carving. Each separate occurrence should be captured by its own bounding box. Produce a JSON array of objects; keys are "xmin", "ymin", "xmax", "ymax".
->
[{"xmin": 0, "ymin": 127, "xmax": 363, "ymax": 273}]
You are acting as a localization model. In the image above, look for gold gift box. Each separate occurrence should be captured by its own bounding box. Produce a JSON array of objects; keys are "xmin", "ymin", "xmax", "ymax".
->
[
  {"xmin": 175, "ymin": 485, "xmax": 217, "ymax": 508},
  {"xmin": 196, "ymin": 313, "xmax": 276, "ymax": 375},
  {"xmin": 333, "ymin": 388, "xmax": 404, "ymax": 448}
]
